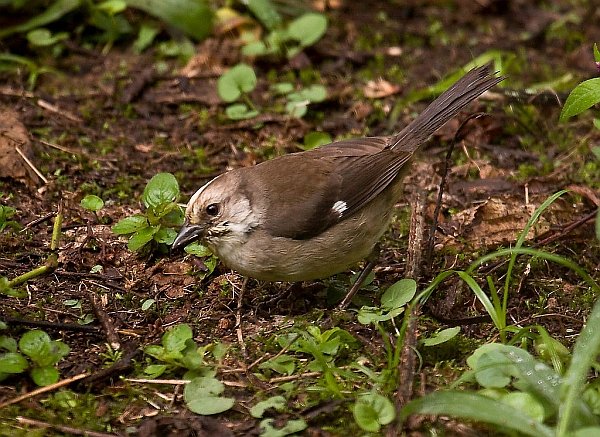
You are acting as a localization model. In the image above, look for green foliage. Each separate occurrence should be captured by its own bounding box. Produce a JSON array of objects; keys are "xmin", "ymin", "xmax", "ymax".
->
[
  {"xmin": 245, "ymin": 0, "xmax": 282, "ymax": 30},
  {"xmin": 353, "ymin": 392, "xmax": 396, "ymax": 432},
  {"xmin": 112, "ymin": 172, "xmax": 184, "ymax": 254},
  {"xmin": 80, "ymin": 194, "xmax": 104, "ymax": 212},
  {"xmin": 284, "ymin": 84, "xmax": 327, "ymax": 117},
  {"xmin": 401, "ymin": 311, "xmax": 600, "ymax": 436},
  {"xmin": 560, "ymin": 77, "xmax": 600, "ymax": 122},
  {"xmin": 242, "ymin": 11, "xmax": 327, "ymax": 58},
  {"xmin": 143, "ymin": 324, "xmax": 233, "ymax": 415},
  {"xmin": 143, "ymin": 324, "xmax": 219, "ymax": 379},
  {"xmin": 0, "ymin": 52, "xmax": 56, "ymax": 89},
  {"xmin": 250, "ymin": 395, "xmax": 286, "ymax": 418},
  {"xmin": 0, "ymin": 329, "xmax": 70, "ymax": 386},
  {"xmin": 218, "ymin": 63, "xmax": 257, "ymax": 102},
  {"xmin": 124, "ymin": 0, "xmax": 213, "ymax": 41},
  {"xmin": 217, "ymin": 63, "xmax": 259, "ymax": 120},
  {"xmin": 301, "ymin": 131, "xmax": 331, "ymax": 150},
  {"xmin": 0, "ymin": 0, "xmax": 213, "ymax": 42},
  {"xmin": 184, "ymin": 376, "xmax": 234, "ymax": 415},
  {"xmin": 0, "ymin": 204, "xmax": 20, "ymax": 233},
  {"xmin": 259, "ymin": 418, "xmax": 308, "ymax": 437},
  {"xmin": 357, "ymin": 278, "xmax": 416, "ymax": 324},
  {"xmin": 183, "ymin": 242, "xmax": 218, "ymax": 279},
  {"xmin": 560, "ymin": 43, "xmax": 600, "ymax": 122}
]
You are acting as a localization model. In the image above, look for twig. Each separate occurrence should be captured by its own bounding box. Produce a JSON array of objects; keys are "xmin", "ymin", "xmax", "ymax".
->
[
  {"xmin": 88, "ymin": 290, "xmax": 120, "ymax": 349},
  {"xmin": 535, "ymin": 209, "xmax": 598, "ymax": 246},
  {"xmin": 388, "ymin": 190, "xmax": 427, "ymax": 437},
  {"xmin": 0, "ymin": 373, "xmax": 89, "ymax": 409},
  {"xmin": 79, "ymin": 347, "xmax": 140, "ymax": 390},
  {"xmin": 35, "ymin": 138, "xmax": 80, "ymax": 155},
  {"xmin": 269, "ymin": 371, "xmax": 322, "ymax": 383},
  {"xmin": 20, "ymin": 212, "xmax": 55, "ymax": 232},
  {"xmin": 14, "ymin": 145, "xmax": 48, "ymax": 184},
  {"xmin": 2, "ymin": 317, "xmax": 102, "ymax": 334},
  {"xmin": 16, "ymin": 417, "xmax": 121, "ymax": 437},
  {"xmin": 36, "ymin": 99, "xmax": 83, "ymax": 123}
]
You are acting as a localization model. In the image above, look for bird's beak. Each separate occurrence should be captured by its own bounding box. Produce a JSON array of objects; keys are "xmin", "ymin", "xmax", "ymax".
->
[{"xmin": 171, "ymin": 223, "xmax": 205, "ymax": 252}]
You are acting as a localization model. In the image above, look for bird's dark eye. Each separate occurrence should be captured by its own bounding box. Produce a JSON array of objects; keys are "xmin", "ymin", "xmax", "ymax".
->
[{"xmin": 205, "ymin": 203, "xmax": 219, "ymax": 216}]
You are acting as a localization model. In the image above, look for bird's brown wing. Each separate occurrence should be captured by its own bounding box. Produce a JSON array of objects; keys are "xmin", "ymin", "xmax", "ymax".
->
[{"xmin": 243, "ymin": 136, "xmax": 412, "ymax": 240}]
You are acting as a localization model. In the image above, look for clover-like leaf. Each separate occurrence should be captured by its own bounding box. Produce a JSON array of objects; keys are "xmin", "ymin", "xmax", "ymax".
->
[
  {"xmin": 287, "ymin": 13, "xmax": 327, "ymax": 47},
  {"xmin": 225, "ymin": 103, "xmax": 259, "ymax": 120},
  {"xmin": 217, "ymin": 64, "xmax": 257, "ymax": 102},
  {"xmin": 353, "ymin": 393, "xmax": 396, "ymax": 433},
  {"xmin": 80, "ymin": 194, "xmax": 104, "ymax": 212}
]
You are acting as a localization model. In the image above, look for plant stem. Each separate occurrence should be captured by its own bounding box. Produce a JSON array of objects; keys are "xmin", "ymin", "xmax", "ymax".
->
[{"xmin": 8, "ymin": 204, "xmax": 63, "ymax": 288}]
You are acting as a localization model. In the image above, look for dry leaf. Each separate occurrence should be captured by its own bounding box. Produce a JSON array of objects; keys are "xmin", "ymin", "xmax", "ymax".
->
[
  {"xmin": 0, "ymin": 106, "xmax": 40, "ymax": 187},
  {"xmin": 363, "ymin": 78, "xmax": 401, "ymax": 99}
]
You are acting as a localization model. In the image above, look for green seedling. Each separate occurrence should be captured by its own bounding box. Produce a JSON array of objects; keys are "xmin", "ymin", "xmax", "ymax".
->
[
  {"xmin": 352, "ymin": 392, "xmax": 396, "ymax": 433},
  {"xmin": 301, "ymin": 131, "xmax": 332, "ymax": 150},
  {"xmin": 0, "ymin": 204, "xmax": 20, "ymax": 233},
  {"xmin": 284, "ymin": 84, "xmax": 327, "ymax": 118},
  {"xmin": 270, "ymin": 81, "xmax": 328, "ymax": 118},
  {"xmin": 0, "ymin": 206, "xmax": 62, "ymax": 298},
  {"xmin": 0, "ymin": 329, "xmax": 70, "ymax": 386},
  {"xmin": 143, "ymin": 323, "xmax": 218, "ymax": 379},
  {"xmin": 112, "ymin": 172, "xmax": 184, "ymax": 254},
  {"xmin": 143, "ymin": 324, "xmax": 233, "ymax": 415},
  {"xmin": 242, "ymin": 11, "xmax": 327, "ymax": 59},
  {"xmin": 184, "ymin": 376, "xmax": 234, "ymax": 415},
  {"xmin": 80, "ymin": 194, "xmax": 105, "ymax": 224},
  {"xmin": 357, "ymin": 278, "xmax": 417, "ymax": 325},
  {"xmin": 217, "ymin": 63, "xmax": 259, "ymax": 120},
  {"xmin": 259, "ymin": 418, "xmax": 308, "ymax": 437},
  {"xmin": 560, "ymin": 43, "xmax": 600, "ymax": 122},
  {"xmin": 0, "ymin": 53, "xmax": 56, "ymax": 90}
]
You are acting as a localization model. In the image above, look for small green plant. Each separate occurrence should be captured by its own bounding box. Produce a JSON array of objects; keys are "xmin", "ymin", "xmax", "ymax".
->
[
  {"xmin": 278, "ymin": 83, "xmax": 327, "ymax": 118},
  {"xmin": 352, "ymin": 392, "xmax": 396, "ymax": 433},
  {"xmin": 217, "ymin": 65, "xmax": 327, "ymax": 120},
  {"xmin": 241, "ymin": 6, "xmax": 328, "ymax": 59},
  {"xmin": 401, "ymin": 295, "xmax": 600, "ymax": 436},
  {"xmin": 0, "ymin": 206, "xmax": 62, "ymax": 298},
  {"xmin": 559, "ymin": 43, "xmax": 600, "ymax": 123},
  {"xmin": 80, "ymin": 194, "xmax": 105, "ymax": 223},
  {"xmin": 143, "ymin": 324, "xmax": 234, "ymax": 415},
  {"xmin": 112, "ymin": 172, "xmax": 184, "ymax": 254},
  {"xmin": 80, "ymin": 194, "xmax": 104, "ymax": 212},
  {"xmin": 559, "ymin": 43, "xmax": 600, "ymax": 239},
  {"xmin": 0, "ymin": 329, "xmax": 70, "ymax": 386},
  {"xmin": 217, "ymin": 63, "xmax": 260, "ymax": 120},
  {"xmin": 0, "ymin": 204, "xmax": 20, "ymax": 233},
  {"xmin": 301, "ymin": 131, "xmax": 332, "ymax": 150}
]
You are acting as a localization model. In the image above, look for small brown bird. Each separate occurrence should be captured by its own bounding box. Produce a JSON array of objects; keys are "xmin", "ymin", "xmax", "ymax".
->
[{"xmin": 172, "ymin": 64, "xmax": 503, "ymax": 305}]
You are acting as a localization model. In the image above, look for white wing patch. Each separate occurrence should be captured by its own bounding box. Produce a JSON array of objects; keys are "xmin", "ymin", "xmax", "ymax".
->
[{"xmin": 331, "ymin": 200, "xmax": 348, "ymax": 217}]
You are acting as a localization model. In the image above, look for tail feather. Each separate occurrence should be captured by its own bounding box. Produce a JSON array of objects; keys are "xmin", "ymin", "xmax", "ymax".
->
[{"xmin": 390, "ymin": 63, "xmax": 504, "ymax": 152}]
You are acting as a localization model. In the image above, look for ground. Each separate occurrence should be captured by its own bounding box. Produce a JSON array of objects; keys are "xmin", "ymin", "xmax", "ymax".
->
[{"xmin": 0, "ymin": 0, "xmax": 599, "ymax": 436}]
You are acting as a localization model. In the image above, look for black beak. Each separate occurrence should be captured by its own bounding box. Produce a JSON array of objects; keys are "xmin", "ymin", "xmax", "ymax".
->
[{"xmin": 171, "ymin": 223, "xmax": 205, "ymax": 252}]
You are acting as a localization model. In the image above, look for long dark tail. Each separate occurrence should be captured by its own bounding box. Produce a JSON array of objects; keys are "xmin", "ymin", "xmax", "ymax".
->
[{"xmin": 389, "ymin": 63, "xmax": 504, "ymax": 152}]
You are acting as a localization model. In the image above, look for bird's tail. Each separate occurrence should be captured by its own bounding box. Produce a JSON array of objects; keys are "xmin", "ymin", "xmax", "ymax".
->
[{"xmin": 389, "ymin": 63, "xmax": 504, "ymax": 152}]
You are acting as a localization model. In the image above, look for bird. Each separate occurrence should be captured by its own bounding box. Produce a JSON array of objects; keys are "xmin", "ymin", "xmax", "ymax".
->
[{"xmin": 171, "ymin": 63, "xmax": 503, "ymax": 307}]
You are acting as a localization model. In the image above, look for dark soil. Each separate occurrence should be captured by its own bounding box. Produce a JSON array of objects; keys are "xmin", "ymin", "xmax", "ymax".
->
[{"xmin": 1, "ymin": 1, "xmax": 599, "ymax": 436}]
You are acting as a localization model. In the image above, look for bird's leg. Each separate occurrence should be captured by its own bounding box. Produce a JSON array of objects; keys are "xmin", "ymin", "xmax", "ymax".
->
[
  {"xmin": 337, "ymin": 245, "xmax": 380, "ymax": 309},
  {"xmin": 236, "ymin": 276, "xmax": 248, "ymax": 357}
]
